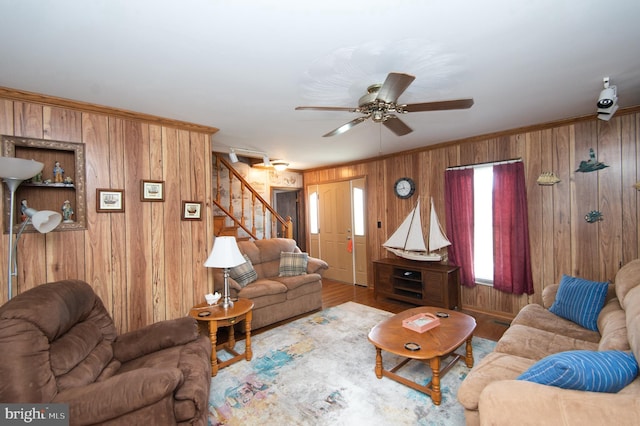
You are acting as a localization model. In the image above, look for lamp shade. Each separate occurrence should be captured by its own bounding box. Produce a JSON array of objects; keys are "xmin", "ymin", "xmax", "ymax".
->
[
  {"xmin": 204, "ymin": 236, "xmax": 245, "ymax": 268},
  {"xmin": 24, "ymin": 208, "xmax": 62, "ymax": 233},
  {"xmin": 0, "ymin": 157, "xmax": 44, "ymax": 180}
]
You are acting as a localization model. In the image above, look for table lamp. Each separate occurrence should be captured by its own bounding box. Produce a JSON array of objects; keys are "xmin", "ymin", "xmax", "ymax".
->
[
  {"xmin": 0, "ymin": 156, "xmax": 45, "ymax": 300},
  {"xmin": 204, "ymin": 236, "xmax": 245, "ymax": 309}
]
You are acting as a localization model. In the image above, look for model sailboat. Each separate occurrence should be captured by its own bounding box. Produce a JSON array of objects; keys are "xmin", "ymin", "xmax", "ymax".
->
[{"xmin": 383, "ymin": 197, "xmax": 451, "ymax": 261}]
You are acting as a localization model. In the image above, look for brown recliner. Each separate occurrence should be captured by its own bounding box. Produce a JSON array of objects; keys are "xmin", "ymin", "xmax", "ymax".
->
[{"xmin": 0, "ymin": 280, "xmax": 211, "ymax": 425}]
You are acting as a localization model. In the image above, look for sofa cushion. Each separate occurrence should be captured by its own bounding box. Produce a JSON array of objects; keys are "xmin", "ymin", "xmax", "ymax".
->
[
  {"xmin": 517, "ymin": 350, "xmax": 639, "ymax": 393},
  {"xmin": 279, "ymin": 252, "xmax": 308, "ymax": 276},
  {"xmin": 495, "ymin": 324, "xmax": 598, "ymax": 360},
  {"xmin": 548, "ymin": 274, "xmax": 608, "ymax": 331},
  {"xmin": 458, "ymin": 351, "xmax": 537, "ymax": 410},
  {"xmin": 598, "ymin": 297, "xmax": 630, "ymax": 351},
  {"xmin": 229, "ymin": 254, "xmax": 258, "ymax": 287},
  {"xmin": 237, "ymin": 279, "xmax": 288, "ymax": 300},
  {"xmin": 511, "ymin": 303, "xmax": 601, "ymax": 344}
]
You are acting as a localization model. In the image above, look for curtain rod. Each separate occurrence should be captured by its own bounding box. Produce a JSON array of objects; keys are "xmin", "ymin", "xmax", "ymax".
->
[{"xmin": 446, "ymin": 158, "xmax": 522, "ymax": 171}]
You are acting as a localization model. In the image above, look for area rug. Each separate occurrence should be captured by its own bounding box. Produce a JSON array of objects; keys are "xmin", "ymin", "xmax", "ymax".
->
[{"xmin": 208, "ymin": 302, "xmax": 496, "ymax": 426}]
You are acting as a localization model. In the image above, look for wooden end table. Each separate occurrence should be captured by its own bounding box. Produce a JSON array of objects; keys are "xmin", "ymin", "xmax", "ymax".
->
[
  {"xmin": 189, "ymin": 298, "xmax": 254, "ymax": 376},
  {"xmin": 367, "ymin": 306, "xmax": 476, "ymax": 405}
]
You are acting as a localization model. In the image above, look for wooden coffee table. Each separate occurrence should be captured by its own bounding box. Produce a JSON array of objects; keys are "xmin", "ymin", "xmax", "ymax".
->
[
  {"xmin": 189, "ymin": 298, "xmax": 254, "ymax": 376},
  {"xmin": 368, "ymin": 306, "xmax": 476, "ymax": 405}
]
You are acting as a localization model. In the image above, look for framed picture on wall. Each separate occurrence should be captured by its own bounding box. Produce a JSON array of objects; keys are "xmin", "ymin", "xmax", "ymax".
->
[
  {"xmin": 141, "ymin": 180, "xmax": 164, "ymax": 201},
  {"xmin": 96, "ymin": 189, "xmax": 125, "ymax": 212},
  {"xmin": 182, "ymin": 201, "xmax": 202, "ymax": 221}
]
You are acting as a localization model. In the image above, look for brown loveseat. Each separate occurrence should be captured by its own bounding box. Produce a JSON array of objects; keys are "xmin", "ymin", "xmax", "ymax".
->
[
  {"xmin": 458, "ymin": 260, "xmax": 640, "ymax": 425},
  {"xmin": 213, "ymin": 238, "xmax": 328, "ymax": 330},
  {"xmin": 0, "ymin": 280, "xmax": 212, "ymax": 426}
]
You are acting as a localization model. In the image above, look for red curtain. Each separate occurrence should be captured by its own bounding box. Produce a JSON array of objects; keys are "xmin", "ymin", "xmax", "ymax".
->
[
  {"xmin": 445, "ymin": 168, "xmax": 476, "ymax": 287},
  {"xmin": 492, "ymin": 162, "xmax": 534, "ymax": 295}
]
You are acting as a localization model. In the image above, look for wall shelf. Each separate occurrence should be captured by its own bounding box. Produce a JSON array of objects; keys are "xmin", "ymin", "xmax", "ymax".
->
[{"xmin": 2, "ymin": 135, "xmax": 86, "ymax": 233}]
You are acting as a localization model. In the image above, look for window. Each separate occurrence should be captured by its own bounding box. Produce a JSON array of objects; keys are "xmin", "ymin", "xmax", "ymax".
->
[
  {"xmin": 309, "ymin": 191, "xmax": 318, "ymax": 234},
  {"xmin": 445, "ymin": 161, "xmax": 533, "ymax": 294},
  {"xmin": 473, "ymin": 166, "xmax": 494, "ymax": 284},
  {"xmin": 353, "ymin": 187, "xmax": 365, "ymax": 236}
]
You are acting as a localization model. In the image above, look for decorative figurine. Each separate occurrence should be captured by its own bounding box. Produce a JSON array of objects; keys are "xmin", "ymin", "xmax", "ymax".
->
[
  {"xmin": 20, "ymin": 199, "xmax": 28, "ymax": 222},
  {"xmin": 584, "ymin": 210, "xmax": 603, "ymax": 223},
  {"xmin": 536, "ymin": 172, "xmax": 561, "ymax": 186},
  {"xmin": 62, "ymin": 200, "xmax": 74, "ymax": 223},
  {"xmin": 63, "ymin": 176, "xmax": 74, "ymax": 185},
  {"xmin": 53, "ymin": 161, "xmax": 64, "ymax": 183},
  {"xmin": 576, "ymin": 148, "xmax": 608, "ymax": 173}
]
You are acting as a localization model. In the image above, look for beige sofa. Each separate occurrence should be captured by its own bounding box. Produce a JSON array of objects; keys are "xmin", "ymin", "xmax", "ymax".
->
[
  {"xmin": 458, "ymin": 259, "xmax": 640, "ymax": 425},
  {"xmin": 213, "ymin": 238, "xmax": 328, "ymax": 330}
]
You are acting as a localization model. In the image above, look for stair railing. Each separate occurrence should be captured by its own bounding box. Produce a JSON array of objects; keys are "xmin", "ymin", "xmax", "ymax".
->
[{"xmin": 212, "ymin": 154, "xmax": 293, "ymax": 240}]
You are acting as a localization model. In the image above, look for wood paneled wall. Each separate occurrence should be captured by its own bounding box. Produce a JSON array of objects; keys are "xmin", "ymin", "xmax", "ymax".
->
[
  {"xmin": 304, "ymin": 108, "xmax": 640, "ymax": 319},
  {"xmin": 0, "ymin": 89, "xmax": 217, "ymax": 333}
]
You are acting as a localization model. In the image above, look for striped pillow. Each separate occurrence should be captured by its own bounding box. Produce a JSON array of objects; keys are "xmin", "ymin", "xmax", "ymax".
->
[
  {"xmin": 548, "ymin": 274, "xmax": 608, "ymax": 331},
  {"xmin": 229, "ymin": 254, "xmax": 258, "ymax": 287},
  {"xmin": 517, "ymin": 350, "xmax": 638, "ymax": 393},
  {"xmin": 278, "ymin": 252, "xmax": 308, "ymax": 277}
]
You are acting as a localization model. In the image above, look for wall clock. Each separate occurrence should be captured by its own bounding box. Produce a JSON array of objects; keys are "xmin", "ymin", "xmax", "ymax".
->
[{"xmin": 394, "ymin": 177, "xmax": 415, "ymax": 199}]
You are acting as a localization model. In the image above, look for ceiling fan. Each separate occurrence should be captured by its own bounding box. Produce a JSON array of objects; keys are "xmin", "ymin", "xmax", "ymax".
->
[{"xmin": 296, "ymin": 72, "xmax": 473, "ymax": 137}]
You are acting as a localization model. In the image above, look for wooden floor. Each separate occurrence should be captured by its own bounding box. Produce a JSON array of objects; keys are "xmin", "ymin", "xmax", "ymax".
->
[
  {"xmin": 319, "ymin": 279, "xmax": 510, "ymax": 341},
  {"xmin": 255, "ymin": 278, "xmax": 510, "ymax": 342}
]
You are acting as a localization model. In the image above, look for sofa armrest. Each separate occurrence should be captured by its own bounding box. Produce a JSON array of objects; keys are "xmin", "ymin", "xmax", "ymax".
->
[
  {"xmin": 542, "ymin": 284, "xmax": 559, "ymax": 308},
  {"xmin": 307, "ymin": 256, "xmax": 329, "ymax": 275},
  {"xmin": 54, "ymin": 368, "xmax": 182, "ymax": 425},
  {"xmin": 113, "ymin": 317, "xmax": 200, "ymax": 363},
  {"xmin": 479, "ymin": 380, "xmax": 640, "ymax": 426}
]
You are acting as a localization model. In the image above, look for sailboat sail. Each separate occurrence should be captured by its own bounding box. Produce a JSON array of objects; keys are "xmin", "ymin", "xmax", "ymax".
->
[
  {"xmin": 428, "ymin": 197, "xmax": 451, "ymax": 251},
  {"xmin": 383, "ymin": 197, "xmax": 450, "ymax": 261}
]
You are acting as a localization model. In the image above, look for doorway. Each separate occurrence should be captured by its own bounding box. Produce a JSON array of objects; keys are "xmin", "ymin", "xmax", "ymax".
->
[
  {"xmin": 271, "ymin": 188, "xmax": 305, "ymax": 250},
  {"xmin": 307, "ymin": 178, "xmax": 368, "ymax": 285}
]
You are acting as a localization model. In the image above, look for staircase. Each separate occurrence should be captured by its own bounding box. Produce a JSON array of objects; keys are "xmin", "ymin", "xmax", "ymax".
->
[{"xmin": 212, "ymin": 154, "xmax": 292, "ymax": 241}]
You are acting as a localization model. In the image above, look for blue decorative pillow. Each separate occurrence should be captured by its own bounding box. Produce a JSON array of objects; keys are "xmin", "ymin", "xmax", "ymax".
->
[
  {"xmin": 229, "ymin": 254, "xmax": 258, "ymax": 287},
  {"xmin": 517, "ymin": 350, "xmax": 638, "ymax": 393},
  {"xmin": 548, "ymin": 274, "xmax": 608, "ymax": 331}
]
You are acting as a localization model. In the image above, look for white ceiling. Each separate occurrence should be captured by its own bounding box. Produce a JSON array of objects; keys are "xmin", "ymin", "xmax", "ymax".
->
[{"xmin": 1, "ymin": 0, "xmax": 639, "ymax": 169}]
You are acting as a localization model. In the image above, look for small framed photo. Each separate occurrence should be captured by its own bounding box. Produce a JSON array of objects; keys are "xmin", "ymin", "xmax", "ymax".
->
[
  {"xmin": 96, "ymin": 189, "xmax": 125, "ymax": 213},
  {"xmin": 182, "ymin": 201, "xmax": 202, "ymax": 221},
  {"xmin": 141, "ymin": 180, "xmax": 164, "ymax": 201}
]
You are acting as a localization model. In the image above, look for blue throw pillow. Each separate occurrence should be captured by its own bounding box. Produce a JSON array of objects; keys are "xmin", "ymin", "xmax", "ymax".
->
[
  {"xmin": 517, "ymin": 350, "xmax": 639, "ymax": 393},
  {"xmin": 548, "ymin": 274, "xmax": 608, "ymax": 331}
]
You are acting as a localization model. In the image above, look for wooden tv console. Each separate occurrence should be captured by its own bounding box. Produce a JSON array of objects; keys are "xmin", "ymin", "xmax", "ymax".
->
[{"xmin": 373, "ymin": 257, "xmax": 460, "ymax": 309}]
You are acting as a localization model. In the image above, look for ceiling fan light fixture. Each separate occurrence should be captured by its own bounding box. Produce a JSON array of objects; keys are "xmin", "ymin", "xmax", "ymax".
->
[
  {"xmin": 372, "ymin": 109, "xmax": 385, "ymax": 122},
  {"xmin": 263, "ymin": 155, "xmax": 271, "ymax": 167},
  {"xmin": 295, "ymin": 72, "xmax": 473, "ymax": 137}
]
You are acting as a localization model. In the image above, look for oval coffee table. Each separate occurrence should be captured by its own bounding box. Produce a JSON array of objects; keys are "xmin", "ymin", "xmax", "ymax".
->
[{"xmin": 368, "ymin": 306, "xmax": 476, "ymax": 405}]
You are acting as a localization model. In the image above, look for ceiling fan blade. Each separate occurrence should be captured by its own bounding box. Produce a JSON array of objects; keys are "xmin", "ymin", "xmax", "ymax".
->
[
  {"xmin": 376, "ymin": 72, "xmax": 416, "ymax": 103},
  {"xmin": 404, "ymin": 98, "xmax": 474, "ymax": 112},
  {"xmin": 323, "ymin": 117, "xmax": 368, "ymax": 137},
  {"xmin": 383, "ymin": 115, "xmax": 413, "ymax": 136},
  {"xmin": 295, "ymin": 106, "xmax": 358, "ymax": 112}
]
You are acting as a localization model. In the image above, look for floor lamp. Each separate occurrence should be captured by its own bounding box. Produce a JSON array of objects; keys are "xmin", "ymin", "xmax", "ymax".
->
[
  {"xmin": 204, "ymin": 236, "xmax": 245, "ymax": 309},
  {"xmin": 0, "ymin": 157, "xmax": 45, "ymax": 300},
  {"xmin": 12, "ymin": 207, "xmax": 62, "ymax": 291}
]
